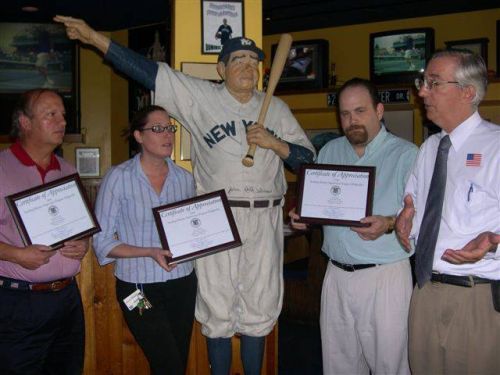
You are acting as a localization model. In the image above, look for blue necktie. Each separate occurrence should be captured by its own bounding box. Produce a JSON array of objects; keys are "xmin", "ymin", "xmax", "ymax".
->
[{"xmin": 415, "ymin": 135, "xmax": 452, "ymax": 287}]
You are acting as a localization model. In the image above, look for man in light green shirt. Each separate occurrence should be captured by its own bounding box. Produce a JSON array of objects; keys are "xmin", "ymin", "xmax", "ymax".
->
[{"xmin": 291, "ymin": 78, "xmax": 417, "ymax": 374}]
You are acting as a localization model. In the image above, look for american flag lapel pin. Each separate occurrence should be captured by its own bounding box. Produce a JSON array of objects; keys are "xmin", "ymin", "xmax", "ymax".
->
[{"xmin": 465, "ymin": 153, "xmax": 482, "ymax": 167}]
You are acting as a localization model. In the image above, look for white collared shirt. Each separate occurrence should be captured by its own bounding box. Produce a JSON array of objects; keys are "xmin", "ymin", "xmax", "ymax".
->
[{"xmin": 405, "ymin": 112, "xmax": 500, "ymax": 279}]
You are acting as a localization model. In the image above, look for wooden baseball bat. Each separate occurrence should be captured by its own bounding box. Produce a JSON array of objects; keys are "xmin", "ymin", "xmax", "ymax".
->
[{"xmin": 242, "ymin": 33, "xmax": 293, "ymax": 167}]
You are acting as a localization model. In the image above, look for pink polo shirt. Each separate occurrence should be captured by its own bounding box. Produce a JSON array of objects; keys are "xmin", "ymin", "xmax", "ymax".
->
[{"xmin": 0, "ymin": 143, "xmax": 81, "ymax": 282}]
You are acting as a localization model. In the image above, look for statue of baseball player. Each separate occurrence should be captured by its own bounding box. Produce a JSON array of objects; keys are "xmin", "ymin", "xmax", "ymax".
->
[{"xmin": 55, "ymin": 16, "xmax": 315, "ymax": 375}]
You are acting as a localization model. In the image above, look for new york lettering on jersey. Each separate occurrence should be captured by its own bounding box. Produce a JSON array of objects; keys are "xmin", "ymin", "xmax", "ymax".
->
[{"xmin": 203, "ymin": 119, "xmax": 279, "ymax": 148}]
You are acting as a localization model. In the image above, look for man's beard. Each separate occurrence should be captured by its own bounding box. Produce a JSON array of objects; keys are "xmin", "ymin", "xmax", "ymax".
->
[{"xmin": 345, "ymin": 125, "xmax": 368, "ymax": 145}]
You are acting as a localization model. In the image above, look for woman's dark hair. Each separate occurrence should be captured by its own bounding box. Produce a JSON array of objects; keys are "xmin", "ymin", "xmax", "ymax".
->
[{"xmin": 123, "ymin": 105, "xmax": 168, "ymax": 153}]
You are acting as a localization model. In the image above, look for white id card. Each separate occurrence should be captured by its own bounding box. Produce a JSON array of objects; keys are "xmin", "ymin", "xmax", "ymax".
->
[{"xmin": 123, "ymin": 289, "xmax": 142, "ymax": 311}]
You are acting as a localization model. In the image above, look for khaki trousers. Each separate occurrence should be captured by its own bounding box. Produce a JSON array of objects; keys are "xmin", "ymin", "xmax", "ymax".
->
[
  {"xmin": 320, "ymin": 259, "xmax": 412, "ymax": 375},
  {"xmin": 409, "ymin": 281, "xmax": 500, "ymax": 375}
]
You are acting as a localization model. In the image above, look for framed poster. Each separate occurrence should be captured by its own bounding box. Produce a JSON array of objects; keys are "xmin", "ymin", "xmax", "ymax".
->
[{"xmin": 201, "ymin": 0, "xmax": 244, "ymax": 54}]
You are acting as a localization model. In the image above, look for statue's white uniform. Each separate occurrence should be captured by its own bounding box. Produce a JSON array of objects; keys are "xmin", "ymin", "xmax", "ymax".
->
[{"xmin": 155, "ymin": 63, "xmax": 314, "ymax": 337}]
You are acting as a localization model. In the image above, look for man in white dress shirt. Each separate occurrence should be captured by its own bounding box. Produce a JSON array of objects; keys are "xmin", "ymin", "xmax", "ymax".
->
[{"xmin": 396, "ymin": 49, "xmax": 500, "ymax": 374}]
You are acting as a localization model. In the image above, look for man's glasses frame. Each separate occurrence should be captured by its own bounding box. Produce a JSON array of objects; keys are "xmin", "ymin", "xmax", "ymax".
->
[
  {"xmin": 140, "ymin": 124, "xmax": 178, "ymax": 134},
  {"xmin": 415, "ymin": 77, "xmax": 460, "ymax": 91}
]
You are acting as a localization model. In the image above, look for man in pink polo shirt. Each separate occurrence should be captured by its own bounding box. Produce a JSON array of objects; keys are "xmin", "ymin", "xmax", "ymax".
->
[{"xmin": 0, "ymin": 89, "xmax": 88, "ymax": 374}]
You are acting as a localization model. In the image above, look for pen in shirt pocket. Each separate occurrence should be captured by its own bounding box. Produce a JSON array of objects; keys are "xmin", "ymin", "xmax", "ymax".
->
[{"xmin": 467, "ymin": 182, "xmax": 474, "ymax": 202}]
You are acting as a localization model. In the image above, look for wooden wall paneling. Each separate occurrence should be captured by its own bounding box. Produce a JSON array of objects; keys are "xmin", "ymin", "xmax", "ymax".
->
[
  {"xmin": 121, "ymin": 313, "xmax": 150, "ymax": 374},
  {"xmin": 79, "ymin": 180, "xmax": 98, "ymax": 374},
  {"xmin": 93, "ymin": 263, "xmax": 111, "ymax": 374},
  {"xmin": 76, "ymin": 250, "xmax": 96, "ymax": 373},
  {"xmin": 186, "ymin": 322, "xmax": 210, "ymax": 375}
]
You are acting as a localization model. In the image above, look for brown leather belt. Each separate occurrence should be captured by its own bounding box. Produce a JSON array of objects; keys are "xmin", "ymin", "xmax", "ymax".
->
[
  {"xmin": 228, "ymin": 199, "xmax": 282, "ymax": 208},
  {"xmin": 0, "ymin": 276, "xmax": 74, "ymax": 292}
]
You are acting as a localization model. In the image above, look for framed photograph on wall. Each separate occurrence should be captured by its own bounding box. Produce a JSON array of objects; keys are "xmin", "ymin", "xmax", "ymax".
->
[
  {"xmin": 0, "ymin": 22, "xmax": 79, "ymax": 136},
  {"xmin": 75, "ymin": 148, "xmax": 100, "ymax": 178},
  {"xmin": 445, "ymin": 38, "xmax": 489, "ymax": 67},
  {"xmin": 201, "ymin": 0, "xmax": 244, "ymax": 54}
]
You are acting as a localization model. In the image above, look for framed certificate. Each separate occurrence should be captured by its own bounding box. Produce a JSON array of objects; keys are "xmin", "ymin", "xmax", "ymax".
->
[
  {"xmin": 153, "ymin": 189, "xmax": 241, "ymax": 264},
  {"xmin": 5, "ymin": 174, "xmax": 101, "ymax": 250},
  {"xmin": 297, "ymin": 164, "xmax": 376, "ymax": 227}
]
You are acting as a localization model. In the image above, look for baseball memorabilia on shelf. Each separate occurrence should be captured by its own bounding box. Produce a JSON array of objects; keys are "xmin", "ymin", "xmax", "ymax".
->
[{"xmin": 296, "ymin": 164, "xmax": 375, "ymax": 227}]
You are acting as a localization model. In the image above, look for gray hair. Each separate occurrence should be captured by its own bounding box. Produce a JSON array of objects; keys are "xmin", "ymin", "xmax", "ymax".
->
[
  {"xmin": 11, "ymin": 88, "xmax": 61, "ymax": 139},
  {"xmin": 430, "ymin": 49, "xmax": 488, "ymax": 109}
]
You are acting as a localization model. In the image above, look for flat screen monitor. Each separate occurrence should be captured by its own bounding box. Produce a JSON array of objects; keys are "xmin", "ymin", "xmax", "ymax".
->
[
  {"xmin": 271, "ymin": 39, "xmax": 329, "ymax": 91},
  {"xmin": 0, "ymin": 22, "xmax": 79, "ymax": 135},
  {"xmin": 370, "ymin": 28, "xmax": 435, "ymax": 85}
]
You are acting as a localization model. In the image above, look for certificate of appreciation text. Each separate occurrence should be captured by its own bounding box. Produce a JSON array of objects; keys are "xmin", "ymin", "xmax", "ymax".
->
[
  {"xmin": 153, "ymin": 190, "xmax": 241, "ymax": 264},
  {"xmin": 297, "ymin": 164, "xmax": 375, "ymax": 226},
  {"xmin": 6, "ymin": 174, "xmax": 101, "ymax": 249}
]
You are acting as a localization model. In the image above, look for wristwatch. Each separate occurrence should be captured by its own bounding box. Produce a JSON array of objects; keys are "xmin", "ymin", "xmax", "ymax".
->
[{"xmin": 385, "ymin": 216, "xmax": 396, "ymax": 234}]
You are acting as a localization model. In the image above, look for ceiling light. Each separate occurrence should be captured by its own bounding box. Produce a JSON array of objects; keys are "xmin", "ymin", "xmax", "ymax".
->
[{"xmin": 22, "ymin": 6, "xmax": 39, "ymax": 12}]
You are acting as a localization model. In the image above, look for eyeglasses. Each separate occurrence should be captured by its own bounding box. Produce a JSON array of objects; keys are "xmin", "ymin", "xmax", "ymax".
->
[
  {"xmin": 415, "ymin": 77, "xmax": 460, "ymax": 91},
  {"xmin": 140, "ymin": 124, "xmax": 178, "ymax": 133}
]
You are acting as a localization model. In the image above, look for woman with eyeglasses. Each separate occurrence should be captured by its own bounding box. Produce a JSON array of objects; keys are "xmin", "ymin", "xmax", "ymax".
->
[{"xmin": 93, "ymin": 105, "xmax": 197, "ymax": 375}]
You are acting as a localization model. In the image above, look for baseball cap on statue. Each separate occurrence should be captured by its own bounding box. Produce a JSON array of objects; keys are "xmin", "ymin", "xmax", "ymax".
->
[{"xmin": 218, "ymin": 37, "xmax": 265, "ymax": 62}]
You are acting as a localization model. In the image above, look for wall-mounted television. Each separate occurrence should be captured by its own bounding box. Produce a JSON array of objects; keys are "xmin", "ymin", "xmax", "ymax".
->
[
  {"xmin": 370, "ymin": 28, "xmax": 434, "ymax": 85},
  {"xmin": 0, "ymin": 22, "xmax": 79, "ymax": 136},
  {"xmin": 271, "ymin": 39, "xmax": 329, "ymax": 92}
]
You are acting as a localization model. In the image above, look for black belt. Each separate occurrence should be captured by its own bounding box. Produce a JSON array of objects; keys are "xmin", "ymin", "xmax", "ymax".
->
[
  {"xmin": 228, "ymin": 199, "xmax": 281, "ymax": 208},
  {"xmin": 330, "ymin": 259, "xmax": 378, "ymax": 272},
  {"xmin": 431, "ymin": 273, "xmax": 492, "ymax": 287},
  {"xmin": 0, "ymin": 276, "xmax": 75, "ymax": 292}
]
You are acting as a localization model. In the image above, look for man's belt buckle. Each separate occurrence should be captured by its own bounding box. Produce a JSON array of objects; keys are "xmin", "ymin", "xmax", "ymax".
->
[
  {"xmin": 28, "ymin": 278, "xmax": 72, "ymax": 292},
  {"xmin": 344, "ymin": 263, "xmax": 356, "ymax": 272},
  {"xmin": 50, "ymin": 281, "xmax": 64, "ymax": 292}
]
